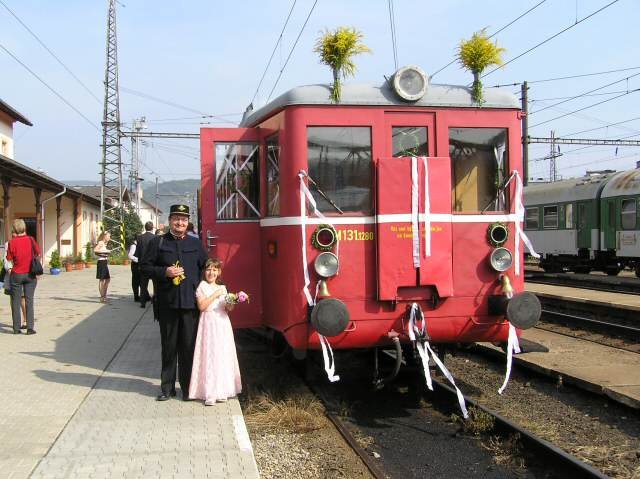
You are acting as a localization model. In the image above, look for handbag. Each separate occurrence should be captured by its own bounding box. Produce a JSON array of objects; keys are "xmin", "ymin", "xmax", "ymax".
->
[{"xmin": 29, "ymin": 237, "xmax": 44, "ymax": 277}]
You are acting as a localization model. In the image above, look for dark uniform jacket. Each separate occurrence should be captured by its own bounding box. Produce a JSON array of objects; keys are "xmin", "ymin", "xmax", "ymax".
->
[
  {"xmin": 140, "ymin": 232, "xmax": 208, "ymax": 310},
  {"xmin": 135, "ymin": 231, "xmax": 156, "ymax": 263}
]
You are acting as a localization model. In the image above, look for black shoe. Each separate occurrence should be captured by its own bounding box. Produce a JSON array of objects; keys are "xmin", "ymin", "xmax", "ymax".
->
[
  {"xmin": 156, "ymin": 393, "xmax": 171, "ymax": 401},
  {"xmin": 182, "ymin": 392, "xmax": 193, "ymax": 401},
  {"xmin": 13, "ymin": 329, "xmax": 22, "ymax": 334},
  {"xmin": 140, "ymin": 302, "xmax": 146, "ymax": 308},
  {"xmin": 170, "ymin": 389, "xmax": 177, "ymax": 397},
  {"xmin": 26, "ymin": 329, "xmax": 36, "ymax": 335},
  {"xmin": 134, "ymin": 297, "xmax": 140, "ymax": 302}
]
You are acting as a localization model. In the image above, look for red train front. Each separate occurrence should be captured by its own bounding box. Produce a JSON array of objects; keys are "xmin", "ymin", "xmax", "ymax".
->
[{"xmin": 199, "ymin": 66, "xmax": 540, "ymax": 358}]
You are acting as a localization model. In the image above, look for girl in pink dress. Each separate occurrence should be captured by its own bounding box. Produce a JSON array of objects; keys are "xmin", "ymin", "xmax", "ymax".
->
[{"xmin": 189, "ymin": 258, "xmax": 242, "ymax": 405}]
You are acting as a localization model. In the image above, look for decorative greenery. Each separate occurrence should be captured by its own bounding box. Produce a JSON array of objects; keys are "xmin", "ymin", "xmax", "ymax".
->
[
  {"xmin": 85, "ymin": 242, "xmax": 95, "ymax": 262},
  {"xmin": 456, "ymin": 29, "xmax": 505, "ymax": 104},
  {"xmin": 314, "ymin": 27, "xmax": 371, "ymax": 103},
  {"xmin": 62, "ymin": 254, "xmax": 75, "ymax": 266},
  {"xmin": 487, "ymin": 222, "xmax": 509, "ymax": 247},
  {"xmin": 74, "ymin": 254, "xmax": 84, "ymax": 264},
  {"xmin": 109, "ymin": 249, "xmax": 130, "ymax": 265},
  {"xmin": 49, "ymin": 249, "xmax": 62, "ymax": 269},
  {"xmin": 311, "ymin": 224, "xmax": 338, "ymax": 251},
  {"xmin": 103, "ymin": 205, "xmax": 143, "ymax": 254}
]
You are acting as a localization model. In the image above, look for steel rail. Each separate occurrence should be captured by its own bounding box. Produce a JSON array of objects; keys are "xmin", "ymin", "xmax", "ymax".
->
[
  {"xmin": 525, "ymin": 271, "xmax": 640, "ymax": 296},
  {"xmin": 541, "ymin": 308, "xmax": 640, "ymax": 336}
]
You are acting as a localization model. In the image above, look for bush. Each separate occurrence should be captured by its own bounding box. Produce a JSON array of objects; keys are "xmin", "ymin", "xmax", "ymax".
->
[
  {"xmin": 49, "ymin": 250, "xmax": 62, "ymax": 269},
  {"xmin": 62, "ymin": 254, "xmax": 75, "ymax": 266},
  {"xmin": 84, "ymin": 242, "xmax": 95, "ymax": 262}
]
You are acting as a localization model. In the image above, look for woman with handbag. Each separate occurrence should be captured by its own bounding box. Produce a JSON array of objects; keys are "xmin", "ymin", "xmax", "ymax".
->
[
  {"xmin": 6, "ymin": 219, "xmax": 41, "ymax": 334},
  {"xmin": 3, "ymin": 234, "xmax": 27, "ymax": 329}
]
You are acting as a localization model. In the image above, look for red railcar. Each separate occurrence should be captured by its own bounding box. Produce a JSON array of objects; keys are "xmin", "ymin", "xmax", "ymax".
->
[{"xmin": 200, "ymin": 67, "xmax": 540, "ymax": 358}]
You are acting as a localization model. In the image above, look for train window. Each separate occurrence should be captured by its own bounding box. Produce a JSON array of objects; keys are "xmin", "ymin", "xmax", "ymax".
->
[
  {"xmin": 543, "ymin": 206, "xmax": 558, "ymax": 229},
  {"xmin": 307, "ymin": 127, "xmax": 372, "ymax": 215},
  {"xmin": 621, "ymin": 199, "xmax": 636, "ymax": 230},
  {"xmin": 449, "ymin": 128, "xmax": 508, "ymax": 213},
  {"xmin": 392, "ymin": 127, "xmax": 427, "ymax": 157},
  {"xmin": 525, "ymin": 207, "xmax": 539, "ymax": 230},
  {"xmin": 565, "ymin": 203, "xmax": 574, "ymax": 229},
  {"xmin": 215, "ymin": 143, "xmax": 260, "ymax": 219},
  {"xmin": 266, "ymin": 136, "xmax": 280, "ymax": 216}
]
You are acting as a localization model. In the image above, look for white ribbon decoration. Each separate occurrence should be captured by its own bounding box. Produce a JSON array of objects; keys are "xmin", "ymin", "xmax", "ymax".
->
[
  {"xmin": 511, "ymin": 170, "xmax": 540, "ymax": 276},
  {"xmin": 411, "ymin": 157, "xmax": 420, "ymax": 268},
  {"xmin": 298, "ymin": 171, "xmax": 340, "ymax": 383},
  {"xmin": 319, "ymin": 334, "xmax": 340, "ymax": 382},
  {"xmin": 407, "ymin": 303, "xmax": 468, "ymax": 419},
  {"xmin": 422, "ymin": 157, "xmax": 431, "ymax": 257},
  {"xmin": 498, "ymin": 323, "xmax": 521, "ymax": 395}
]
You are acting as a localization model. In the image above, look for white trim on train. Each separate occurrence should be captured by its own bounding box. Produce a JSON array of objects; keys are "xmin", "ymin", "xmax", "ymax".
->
[{"xmin": 255, "ymin": 213, "xmax": 519, "ymax": 227}]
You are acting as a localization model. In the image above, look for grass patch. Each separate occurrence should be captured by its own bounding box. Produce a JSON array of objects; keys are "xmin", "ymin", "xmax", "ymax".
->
[
  {"xmin": 452, "ymin": 406, "xmax": 496, "ymax": 436},
  {"xmin": 245, "ymin": 393, "xmax": 325, "ymax": 434},
  {"xmin": 483, "ymin": 434, "xmax": 527, "ymax": 474}
]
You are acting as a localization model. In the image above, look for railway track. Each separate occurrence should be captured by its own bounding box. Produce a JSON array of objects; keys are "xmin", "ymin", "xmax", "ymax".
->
[{"xmin": 525, "ymin": 269, "xmax": 640, "ymax": 295}]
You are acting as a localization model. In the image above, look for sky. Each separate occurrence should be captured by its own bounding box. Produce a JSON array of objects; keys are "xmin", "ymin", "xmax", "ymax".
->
[{"xmin": 1, "ymin": 0, "xmax": 639, "ymax": 184}]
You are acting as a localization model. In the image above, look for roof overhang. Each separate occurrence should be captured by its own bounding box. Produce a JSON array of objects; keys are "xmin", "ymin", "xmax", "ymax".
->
[
  {"xmin": 0, "ymin": 153, "xmax": 64, "ymax": 193},
  {"xmin": 0, "ymin": 99, "xmax": 33, "ymax": 126}
]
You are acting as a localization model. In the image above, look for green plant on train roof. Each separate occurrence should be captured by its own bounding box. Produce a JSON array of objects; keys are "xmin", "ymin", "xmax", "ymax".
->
[
  {"xmin": 456, "ymin": 29, "xmax": 506, "ymax": 105},
  {"xmin": 314, "ymin": 26, "xmax": 371, "ymax": 103}
]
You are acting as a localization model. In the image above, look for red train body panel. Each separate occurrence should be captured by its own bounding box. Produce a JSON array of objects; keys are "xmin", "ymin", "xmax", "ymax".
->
[{"xmin": 199, "ymin": 79, "xmax": 536, "ymax": 352}]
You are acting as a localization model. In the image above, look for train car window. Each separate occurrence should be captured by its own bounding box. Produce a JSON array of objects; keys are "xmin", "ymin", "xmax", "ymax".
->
[
  {"xmin": 543, "ymin": 205, "xmax": 558, "ymax": 229},
  {"xmin": 215, "ymin": 143, "xmax": 260, "ymax": 219},
  {"xmin": 266, "ymin": 136, "xmax": 280, "ymax": 216},
  {"xmin": 449, "ymin": 128, "xmax": 508, "ymax": 213},
  {"xmin": 307, "ymin": 127, "xmax": 372, "ymax": 215},
  {"xmin": 565, "ymin": 203, "xmax": 574, "ymax": 229},
  {"xmin": 525, "ymin": 207, "xmax": 539, "ymax": 230},
  {"xmin": 621, "ymin": 199, "xmax": 636, "ymax": 230},
  {"xmin": 392, "ymin": 127, "xmax": 427, "ymax": 157}
]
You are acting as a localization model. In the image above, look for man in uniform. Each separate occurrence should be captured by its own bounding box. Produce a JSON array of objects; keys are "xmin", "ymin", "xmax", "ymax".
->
[
  {"xmin": 140, "ymin": 204, "xmax": 208, "ymax": 401},
  {"xmin": 135, "ymin": 221, "xmax": 156, "ymax": 308}
]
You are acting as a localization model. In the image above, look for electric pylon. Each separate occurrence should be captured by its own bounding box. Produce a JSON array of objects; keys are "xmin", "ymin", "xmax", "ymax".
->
[{"xmin": 100, "ymin": 0, "xmax": 124, "ymax": 236}]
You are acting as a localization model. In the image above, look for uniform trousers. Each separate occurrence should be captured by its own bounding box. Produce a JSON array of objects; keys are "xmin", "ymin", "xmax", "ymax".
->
[
  {"xmin": 130, "ymin": 263, "xmax": 140, "ymax": 300},
  {"xmin": 158, "ymin": 308, "xmax": 199, "ymax": 396}
]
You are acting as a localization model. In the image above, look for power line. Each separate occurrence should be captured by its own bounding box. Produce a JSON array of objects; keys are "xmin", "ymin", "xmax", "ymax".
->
[
  {"xmin": 529, "ymin": 72, "xmax": 640, "ymax": 115},
  {"xmin": 490, "ymin": 66, "xmax": 640, "ymax": 88},
  {"xmin": 483, "ymin": 0, "xmax": 620, "ymax": 78},
  {"xmin": 561, "ymin": 116, "xmax": 640, "ymax": 137},
  {"xmin": 266, "ymin": 0, "xmax": 319, "ymax": 103},
  {"xmin": 0, "ymin": 42, "xmax": 100, "ymax": 131},
  {"xmin": 250, "ymin": 0, "xmax": 297, "ymax": 106},
  {"xmin": 530, "ymin": 90, "xmax": 632, "ymax": 102},
  {"xmin": 529, "ymin": 88, "xmax": 640, "ymax": 129},
  {"xmin": 430, "ymin": 0, "xmax": 547, "ymax": 80},
  {"xmin": 387, "ymin": 0, "xmax": 398, "ymax": 72},
  {"xmin": 0, "ymin": 0, "xmax": 101, "ymax": 104}
]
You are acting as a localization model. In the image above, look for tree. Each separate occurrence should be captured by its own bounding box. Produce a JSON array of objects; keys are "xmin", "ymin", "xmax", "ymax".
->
[
  {"xmin": 104, "ymin": 206, "xmax": 142, "ymax": 252},
  {"xmin": 314, "ymin": 27, "xmax": 371, "ymax": 103},
  {"xmin": 456, "ymin": 29, "xmax": 505, "ymax": 105}
]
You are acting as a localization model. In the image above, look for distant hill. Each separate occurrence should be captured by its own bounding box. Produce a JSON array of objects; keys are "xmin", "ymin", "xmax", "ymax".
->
[{"xmin": 142, "ymin": 179, "xmax": 200, "ymax": 224}]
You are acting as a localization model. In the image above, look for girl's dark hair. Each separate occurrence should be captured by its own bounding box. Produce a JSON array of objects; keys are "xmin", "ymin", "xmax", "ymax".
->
[{"xmin": 203, "ymin": 258, "xmax": 224, "ymax": 284}]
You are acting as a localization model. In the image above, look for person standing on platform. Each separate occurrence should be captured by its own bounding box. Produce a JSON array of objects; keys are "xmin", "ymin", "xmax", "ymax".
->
[
  {"xmin": 186, "ymin": 222, "xmax": 198, "ymax": 239},
  {"xmin": 128, "ymin": 239, "xmax": 140, "ymax": 302},
  {"xmin": 94, "ymin": 231, "xmax": 112, "ymax": 303},
  {"xmin": 135, "ymin": 221, "xmax": 155, "ymax": 308},
  {"xmin": 140, "ymin": 205, "xmax": 207, "ymax": 402}
]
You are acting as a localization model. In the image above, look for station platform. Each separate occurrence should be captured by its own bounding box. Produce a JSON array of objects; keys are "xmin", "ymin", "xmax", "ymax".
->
[
  {"xmin": 477, "ymin": 282, "xmax": 640, "ymax": 410},
  {"xmin": 0, "ymin": 266, "xmax": 259, "ymax": 479}
]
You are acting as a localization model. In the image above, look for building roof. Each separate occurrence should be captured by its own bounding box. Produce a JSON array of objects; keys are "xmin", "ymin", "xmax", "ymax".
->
[
  {"xmin": 71, "ymin": 185, "xmax": 131, "ymax": 203},
  {"xmin": 0, "ymin": 99, "xmax": 33, "ymax": 126},
  {"xmin": 140, "ymin": 196, "xmax": 162, "ymax": 213},
  {"xmin": 0, "ymin": 152, "xmax": 64, "ymax": 192},
  {"xmin": 240, "ymin": 81, "xmax": 520, "ymax": 127}
]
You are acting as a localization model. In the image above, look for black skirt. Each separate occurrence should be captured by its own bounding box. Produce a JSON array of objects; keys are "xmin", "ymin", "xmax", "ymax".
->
[{"xmin": 96, "ymin": 260, "xmax": 110, "ymax": 279}]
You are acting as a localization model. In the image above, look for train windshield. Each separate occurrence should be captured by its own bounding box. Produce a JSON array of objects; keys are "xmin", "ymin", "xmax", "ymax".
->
[
  {"xmin": 307, "ymin": 127, "xmax": 372, "ymax": 215},
  {"xmin": 450, "ymin": 128, "xmax": 508, "ymax": 213}
]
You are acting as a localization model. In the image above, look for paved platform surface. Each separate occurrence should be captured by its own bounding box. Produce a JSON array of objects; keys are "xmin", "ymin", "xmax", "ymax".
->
[
  {"xmin": 477, "ymin": 282, "xmax": 640, "ymax": 409},
  {"xmin": 0, "ymin": 266, "xmax": 259, "ymax": 479}
]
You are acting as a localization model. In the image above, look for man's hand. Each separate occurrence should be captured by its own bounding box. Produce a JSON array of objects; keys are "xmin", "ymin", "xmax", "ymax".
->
[{"xmin": 165, "ymin": 265, "xmax": 184, "ymax": 278}]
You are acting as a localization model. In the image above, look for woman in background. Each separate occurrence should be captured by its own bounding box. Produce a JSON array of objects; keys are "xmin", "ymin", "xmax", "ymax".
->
[{"xmin": 94, "ymin": 231, "xmax": 112, "ymax": 303}]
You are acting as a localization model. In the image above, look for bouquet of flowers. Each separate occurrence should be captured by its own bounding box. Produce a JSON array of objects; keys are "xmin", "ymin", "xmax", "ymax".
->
[
  {"xmin": 172, "ymin": 260, "xmax": 186, "ymax": 286},
  {"xmin": 225, "ymin": 291, "xmax": 250, "ymax": 305}
]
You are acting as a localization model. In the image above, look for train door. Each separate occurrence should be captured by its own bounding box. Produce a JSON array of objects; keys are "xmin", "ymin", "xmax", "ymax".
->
[
  {"xmin": 376, "ymin": 113, "xmax": 453, "ymax": 300},
  {"xmin": 576, "ymin": 201, "xmax": 591, "ymax": 249},
  {"xmin": 602, "ymin": 198, "xmax": 617, "ymax": 250},
  {"xmin": 200, "ymin": 128, "xmax": 262, "ymax": 328}
]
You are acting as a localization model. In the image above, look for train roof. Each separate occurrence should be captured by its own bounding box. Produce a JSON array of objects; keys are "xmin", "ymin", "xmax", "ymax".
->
[
  {"xmin": 240, "ymin": 81, "xmax": 520, "ymax": 127},
  {"xmin": 600, "ymin": 169, "xmax": 640, "ymax": 198},
  {"xmin": 524, "ymin": 173, "xmax": 616, "ymax": 205}
]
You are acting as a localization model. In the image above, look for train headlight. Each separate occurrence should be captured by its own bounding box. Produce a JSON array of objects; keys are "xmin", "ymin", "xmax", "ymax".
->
[
  {"xmin": 392, "ymin": 65, "xmax": 428, "ymax": 102},
  {"xmin": 314, "ymin": 252, "xmax": 339, "ymax": 278},
  {"xmin": 487, "ymin": 222, "xmax": 508, "ymax": 247},
  {"xmin": 489, "ymin": 247, "xmax": 513, "ymax": 272},
  {"xmin": 311, "ymin": 224, "xmax": 337, "ymax": 251}
]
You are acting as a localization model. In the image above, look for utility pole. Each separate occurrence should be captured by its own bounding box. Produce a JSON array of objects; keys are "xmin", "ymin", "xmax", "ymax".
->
[
  {"xmin": 549, "ymin": 130, "xmax": 557, "ymax": 182},
  {"xmin": 100, "ymin": 0, "xmax": 124, "ymax": 241},
  {"xmin": 521, "ymin": 81, "xmax": 529, "ymax": 186},
  {"xmin": 129, "ymin": 117, "xmax": 147, "ymax": 214},
  {"xmin": 155, "ymin": 176, "xmax": 159, "ymax": 230}
]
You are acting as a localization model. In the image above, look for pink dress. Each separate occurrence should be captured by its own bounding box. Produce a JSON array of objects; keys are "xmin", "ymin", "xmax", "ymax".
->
[{"xmin": 189, "ymin": 281, "xmax": 242, "ymax": 402}]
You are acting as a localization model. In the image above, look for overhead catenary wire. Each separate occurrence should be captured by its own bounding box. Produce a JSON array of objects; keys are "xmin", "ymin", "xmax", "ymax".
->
[
  {"xmin": 561, "ymin": 116, "xmax": 640, "ymax": 137},
  {"xmin": 0, "ymin": 42, "xmax": 100, "ymax": 131},
  {"xmin": 0, "ymin": 0, "xmax": 101, "ymax": 104},
  {"xmin": 482, "ymin": 0, "xmax": 621, "ymax": 78},
  {"xmin": 266, "ymin": 0, "xmax": 319, "ymax": 103},
  {"xmin": 530, "ymin": 90, "xmax": 634, "ymax": 102},
  {"xmin": 430, "ymin": 0, "xmax": 547, "ymax": 80},
  {"xmin": 387, "ymin": 0, "xmax": 398, "ymax": 72},
  {"xmin": 250, "ymin": 0, "xmax": 297, "ymax": 106}
]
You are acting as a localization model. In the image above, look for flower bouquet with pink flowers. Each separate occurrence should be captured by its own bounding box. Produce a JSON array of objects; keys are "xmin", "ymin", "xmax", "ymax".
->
[{"xmin": 225, "ymin": 290, "xmax": 250, "ymax": 305}]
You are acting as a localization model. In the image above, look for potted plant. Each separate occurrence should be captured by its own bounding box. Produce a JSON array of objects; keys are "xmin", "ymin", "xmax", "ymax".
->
[
  {"xmin": 62, "ymin": 254, "xmax": 74, "ymax": 272},
  {"xmin": 84, "ymin": 242, "xmax": 94, "ymax": 268},
  {"xmin": 49, "ymin": 249, "xmax": 62, "ymax": 275},
  {"xmin": 74, "ymin": 254, "xmax": 85, "ymax": 270}
]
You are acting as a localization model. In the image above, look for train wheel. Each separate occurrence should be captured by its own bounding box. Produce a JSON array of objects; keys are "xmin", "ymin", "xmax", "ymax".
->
[{"xmin": 606, "ymin": 267, "xmax": 621, "ymax": 276}]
